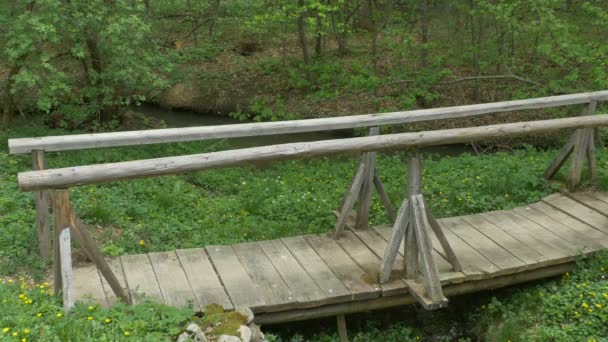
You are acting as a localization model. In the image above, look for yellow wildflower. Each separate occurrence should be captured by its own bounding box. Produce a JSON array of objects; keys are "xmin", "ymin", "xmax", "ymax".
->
[
  {"xmin": 105, "ymin": 318, "xmax": 111, "ymax": 324},
  {"xmin": 23, "ymin": 329, "xmax": 29, "ymax": 334},
  {"xmin": 56, "ymin": 313, "xmax": 62, "ymax": 318},
  {"xmin": 124, "ymin": 331, "xmax": 131, "ymax": 336},
  {"xmin": 87, "ymin": 316, "xmax": 93, "ymax": 321},
  {"xmin": 12, "ymin": 332, "xmax": 18, "ymax": 337},
  {"xmin": 582, "ymin": 303, "xmax": 589, "ymax": 308},
  {"xmin": 595, "ymin": 304, "xmax": 602, "ymax": 309},
  {"xmin": 139, "ymin": 240, "xmax": 145, "ymax": 246},
  {"xmin": 88, "ymin": 305, "xmax": 94, "ymax": 311},
  {"xmin": 36, "ymin": 313, "xmax": 42, "ymax": 317},
  {"xmin": 3, "ymin": 327, "xmax": 9, "ymax": 333}
]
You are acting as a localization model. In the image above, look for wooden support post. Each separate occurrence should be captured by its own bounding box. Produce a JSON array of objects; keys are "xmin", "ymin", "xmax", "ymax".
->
[
  {"xmin": 53, "ymin": 190, "xmax": 71, "ymax": 294},
  {"xmin": 336, "ymin": 315, "xmax": 349, "ymax": 342},
  {"xmin": 69, "ymin": 211, "xmax": 132, "ymax": 304},
  {"xmin": 405, "ymin": 195, "xmax": 447, "ymax": 309},
  {"xmin": 334, "ymin": 164, "xmax": 366, "ymax": 239},
  {"xmin": 356, "ymin": 127, "xmax": 379, "ymax": 230},
  {"xmin": 380, "ymin": 198, "xmax": 409, "ymax": 283},
  {"xmin": 59, "ymin": 228, "xmax": 74, "ymax": 311},
  {"xmin": 33, "ymin": 150, "xmax": 51, "ymax": 260},
  {"xmin": 545, "ymin": 101, "xmax": 598, "ymax": 190}
]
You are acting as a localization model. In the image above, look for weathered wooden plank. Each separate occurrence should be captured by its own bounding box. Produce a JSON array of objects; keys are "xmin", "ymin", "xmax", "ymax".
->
[
  {"xmin": 502, "ymin": 211, "xmax": 579, "ymax": 255},
  {"xmin": 527, "ymin": 202, "xmax": 608, "ymax": 249},
  {"xmin": 569, "ymin": 192, "xmax": 608, "ymax": 215},
  {"xmin": 403, "ymin": 213, "xmax": 418, "ymax": 279},
  {"xmin": 206, "ymin": 245, "xmax": 266, "ymax": 312},
  {"xmin": 379, "ymin": 199, "xmax": 408, "ymax": 283},
  {"xmin": 148, "ymin": 251, "xmax": 199, "ymax": 310},
  {"xmin": 12, "ymin": 91, "xmax": 608, "ymax": 154},
  {"xmin": 334, "ymin": 164, "xmax": 365, "ymax": 238},
  {"xmin": 356, "ymin": 127, "xmax": 379, "ymax": 230},
  {"xmin": 97, "ymin": 257, "xmax": 129, "ymax": 306},
  {"xmin": 443, "ymin": 217, "xmax": 523, "ymax": 272},
  {"xmin": 72, "ymin": 264, "xmax": 108, "ymax": 307},
  {"xmin": 587, "ymin": 129, "xmax": 597, "ymax": 182},
  {"xmin": 258, "ymin": 239, "xmax": 326, "ymax": 307},
  {"xmin": 281, "ymin": 236, "xmax": 351, "ymax": 302},
  {"xmin": 544, "ymin": 195, "xmax": 608, "ymax": 234},
  {"xmin": 19, "ymin": 115, "xmax": 608, "ymax": 192},
  {"xmin": 336, "ymin": 231, "xmax": 407, "ymax": 296},
  {"xmin": 121, "ymin": 254, "xmax": 164, "ymax": 305},
  {"xmin": 459, "ymin": 215, "xmax": 533, "ymax": 268},
  {"xmin": 305, "ymin": 235, "xmax": 380, "ymax": 300},
  {"xmin": 337, "ymin": 315, "xmax": 349, "ymax": 342},
  {"xmin": 373, "ymin": 172, "xmax": 396, "ymax": 222},
  {"xmin": 32, "ymin": 150, "xmax": 51, "ymax": 260},
  {"xmin": 176, "ymin": 248, "xmax": 234, "ymax": 310},
  {"xmin": 59, "ymin": 228, "xmax": 74, "ymax": 311},
  {"xmin": 588, "ymin": 192, "xmax": 608, "ymax": 205},
  {"xmin": 480, "ymin": 211, "xmax": 572, "ymax": 261},
  {"xmin": 232, "ymin": 242, "xmax": 296, "ymax": 311}
]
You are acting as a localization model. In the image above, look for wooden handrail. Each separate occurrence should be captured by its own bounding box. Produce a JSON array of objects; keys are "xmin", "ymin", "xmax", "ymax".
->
[
  {"xmin": 17, "ymin": 114, "xmax": 608, "ymax": 191},
  {"xmin": 8, "ymin": 90, "xmax": 608, "ymax": 154}
]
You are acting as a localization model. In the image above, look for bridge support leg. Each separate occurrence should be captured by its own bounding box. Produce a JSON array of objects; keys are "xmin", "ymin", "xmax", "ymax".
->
[
  {"xmin": 545, "ymin": 101, "xmax": 598, "ymax": 190},
  {"xmin": 33, "ymin": 150, "xmax": 52, "ymax": 260},
  {"xmin": 334, "ymin": 127, "xmax": 396, "ymax": 238},
  {"xmin": 52, "ymin": 189, "xmax": 131, "ymax": 307},
  {"xmin": 379, "ymin": 156, "xmax": 460, "ymax": 310},
  {"xmin": 336, "ymin": 314, "xmax": 349, "ymax": 342}
]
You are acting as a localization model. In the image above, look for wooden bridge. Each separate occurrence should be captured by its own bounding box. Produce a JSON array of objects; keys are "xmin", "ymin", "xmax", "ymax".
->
[{"xmin": 9, "ymin": 91, "xmax": 608, "ymax": 328}]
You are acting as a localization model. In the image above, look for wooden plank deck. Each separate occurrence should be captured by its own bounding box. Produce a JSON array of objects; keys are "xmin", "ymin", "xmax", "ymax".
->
[{"xmin": 72, "ymin": 191, "xmax": 608, "ymax": 322}]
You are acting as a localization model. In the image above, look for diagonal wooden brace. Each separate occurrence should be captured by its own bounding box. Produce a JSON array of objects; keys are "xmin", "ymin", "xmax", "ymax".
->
[
  {"xmin": 544, "ymin": 101, "xmax": 598, "ymax": 190},
  {"xmin": 334, "ymin": 127, "xmax": 397, "ymax": 238}
]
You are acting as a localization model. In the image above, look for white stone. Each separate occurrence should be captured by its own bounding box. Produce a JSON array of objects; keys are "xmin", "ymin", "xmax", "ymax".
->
[
  {"xmin": 217, "ymin": 335, "xmax": 241, "ymax": 342},
  {"xmin": 236, "ymin": 306, "xmax": 254, "ymax": 324},
  {"xmin": 248, "ymin": 323, "xmax": 265, "ymax": 342},
  {"xmin": 238, "ymin": 325, "xmax": 252, "ymax": 342}
]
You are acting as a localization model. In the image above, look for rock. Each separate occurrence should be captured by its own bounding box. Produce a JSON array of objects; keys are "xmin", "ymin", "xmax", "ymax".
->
[
  {"xmin": 217, "ymin": 335, "xmax": 241, "ymax": 342},
  {"xmin": 238, "ymin": 325, "xmax": 252, "ymax": 342},
  {"xmin": 248, "ymin": 323, "xmax": 265, "ymax": 342},
  {"xmin": 176, "ymin": 323, "xmax": 207, "ymax": 342},
  {"xmin": 236, "ymin": 307, "xmax": 254, "ymax": 324}
]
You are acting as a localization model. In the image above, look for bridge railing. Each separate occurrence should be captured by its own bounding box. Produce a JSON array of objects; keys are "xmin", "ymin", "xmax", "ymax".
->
[
  {"xmin": 9, "ymin": 91, "xmax": 608, "ymax": 310},
  {"xmin": 9, "ymin": 90, "xmax": 608, "ymax": 262}
]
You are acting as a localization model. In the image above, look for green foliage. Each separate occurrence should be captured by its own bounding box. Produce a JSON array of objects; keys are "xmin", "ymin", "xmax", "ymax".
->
[
  {"xmin": 474, "ymin": 252, "xmax": 608, "ymax": 342},
  {"xmin": 0, "ymin": 278, "xmax": 194, "ymax": 341},
  {"xmin": 0, "ymin": 0, "xmax": 173, "ymax": 127}
]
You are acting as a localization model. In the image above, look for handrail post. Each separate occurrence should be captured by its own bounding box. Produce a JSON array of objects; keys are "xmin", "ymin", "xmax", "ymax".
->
[
  {"xmin": 53, "ymin": 189, "xmax": 71, "ymax": 295},
  {"xmin": 33, "ymin": 150, "xmax": 51, "ymax": 260}
]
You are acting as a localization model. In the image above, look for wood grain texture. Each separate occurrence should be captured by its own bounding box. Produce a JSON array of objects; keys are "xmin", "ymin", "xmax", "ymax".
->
[
  {"xmin": 121, "ymin": 254, "xmax": 164, "ymax": 305},
  {"xmin": 356, "ymin": 127, "xmax": 379, "ymax": 230},
  {"xmin": 306, "ymin": 235, "xmax": 380, "ymax": 300},
  {"xmin": 19, "ymin": 115, "xmax": 608, "ymax": 191},
  {"xmin": 258, "ymin": 239, "xmax": 326, "ymax": 307},
  {"xmin": 32, "ymin": 150, "xmax": 51, "ymax": 260},
  {"xmin": 335, "ymin": 163, "xmax": 365, "ymax": 238},
  {"xmin": 97, "ymin": 257, "xmax": 129, "ymax": 306},
  {"xmin": 206, "ymin": 245, "xmax": 266, "ymax": 312},
  {"xmin": 53, "ymin": 190, "xmax": 71, "ymax": 294},
  {"xmin": 232, "ymin": 242, "xmax": 295, "ymax": 312},
  {"xmin": 335, "ymin": 231, "xmax": 407, "ymax": 296},
  {"xmin": 59, "ymin": 229, "xmax": 74, "ymax": 311},
  {"xmin": 281, "ymin": 236, "xmax": 351, "ymax": 303},
  {"xmin": 12, "ymin": 91, "xmax": 608, "ymax": 154},
  {"xmin": 544, "ymin": 195, "xmax": 608, "ymax": 234},
  {"xmin": 380, "ymin": 199, "xmax": 408, "ymax": 283},
  {"xmin": 176, "ymin": 248, "xmax": 234, "ymax": 310},
  {"xmin": 149, "ymin": 251, "xmax": 199, "ymax": 310},
  {"xmin": 72, "ymin": 264, "xmax": 108, "ymax": 307}
]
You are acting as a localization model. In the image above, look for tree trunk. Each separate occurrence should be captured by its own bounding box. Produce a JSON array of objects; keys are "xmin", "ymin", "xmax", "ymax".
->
[
  {"xmin": 297, "ymin": 0, "xmax": 311, "ymax": 65},
  {"xmin": 208, "ymin": 0, "xmax": 220, "ymax": 40}
]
